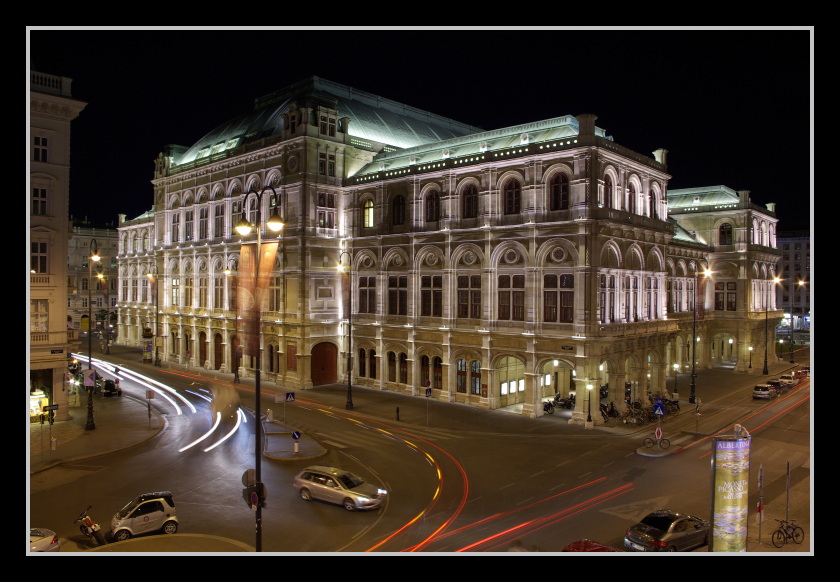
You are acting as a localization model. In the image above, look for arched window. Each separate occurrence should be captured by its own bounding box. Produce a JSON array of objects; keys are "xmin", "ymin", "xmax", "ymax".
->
[
  {"xmin": 363, "ymin": 199, "xmax": 374, "ymax": 228},
  {"xmin": 504, "ymin": 180, "xmax": 521, "ymax": 215},
  {"xmin": 604, "ymin": 175, "xmax": 613, "ymax": 208},
  {"xmin": 369, "ymin": 349, "xmax": 377, "ymax": 379},
  {"xmin": 399, "ymin": 353, "xmax": 408, "ymax": 383},
  {"xmin": 392, "ymin": 195, "xmax": 405, "ymax": 225},
  {"xmin": 456, "ymin": 358, "xmax": 467, "ymax": 393},
  {"xmin": 470, "ymin": 360, "xmax": 482, "ymax": 395},
  {"xmin": 628, "ymin": 184, "xmax": 637, "ymax": 214},
  {"xmin": 359, "ymin": 348, "xmax": 366, "ymax": 377},
  {"xmin": 462, "ymin": 184, "xmax": 478, "ymax": 219},
  {"xmin": 420, "ymin": 355, "xmax": 430, "ymax": 387},
  {"xmin": 433, "ymin": 356, "xmax": 443, "ymax": 389},
  {"xmin": 550, "ymin": 173, "xmax": 570, "ymax": 211},
  {"xmin": 426, "ymin": 191, "xmax": 440, "ymax": 222},
  {"xmin": 647, "ymin": 192, "xmax": 655, "ymax": 218},
  {"xmin": 719, "ymin": 223, "xmax": 733, "ymax": 245},
  {"xmin": 388, "ymin": 351, "xmax": 396, "ymax": 382}
]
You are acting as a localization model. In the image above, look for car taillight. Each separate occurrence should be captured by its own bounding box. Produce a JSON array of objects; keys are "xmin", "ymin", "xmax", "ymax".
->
[
  {"xmin": 650, "ymin": 539, "xmax": 667, "ymax": 548},
  {"xmin": 50, "ymin": 534, "xmax": 59, "ymax": 546}
]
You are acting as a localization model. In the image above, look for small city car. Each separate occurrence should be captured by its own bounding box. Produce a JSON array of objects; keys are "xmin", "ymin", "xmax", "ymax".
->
[
  {"xmin": 293, "ymin": 466, "xmax": 387, "ymax": 511},
  {"xmin": 110, "ymin": 491, "xmax": 178, "ymax": 542},
  {"xmin": 624, "ymin": 510, "xmax": 710, "ymax": 552},
  {"xmin": 753, "ymin": 384, "xmax": 778, "ymax": 399}
]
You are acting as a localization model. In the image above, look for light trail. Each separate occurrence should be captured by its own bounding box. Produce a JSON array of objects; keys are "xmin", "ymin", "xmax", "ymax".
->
[{"xmin": 178, "ymin": 412, "xmax": 222, "ymax": 452}]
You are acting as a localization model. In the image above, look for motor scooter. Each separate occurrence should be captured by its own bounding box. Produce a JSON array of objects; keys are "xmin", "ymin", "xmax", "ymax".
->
[
  {"xmin": 542, "ymin": 400, "xmax": 555, "ymax": 414},
  {"xmin": 74, "ymin": 506, "xmax": 107, "ymax": 546}
]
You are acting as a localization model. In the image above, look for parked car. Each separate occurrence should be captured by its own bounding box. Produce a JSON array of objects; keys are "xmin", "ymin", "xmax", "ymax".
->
[
  {"xmin": 766, "ymin": 379, "xmax": 789, "ymax": 394},
  {"xmin": 293, "ymin": 466, "xmax": 387, "ymax": 511},
  {"xmin": 562, "ymin": 539, "xmax": 623, "ymax": 552},
  {"xmin": 102, "ymin": 379, "xmax": 122, "ymax": 397},
  {"xmin": 800, "ymin": 365, "xmax": 810, "ymax": 377},
  {"xmin": 753, "ymin": 384, "xmax": 778, "ymax": 399},
  {"xmin": 29, "ymin": 527, "xmax": 61, "ymax": 552},
  {"xmin": 778, "ymin": 373, "xmax": 797, "ymax": 386},
  {"xmin": 110, "ymin": 491, "xmax": 178, "ymax": 542},
  {"xmin": 624, "ymin": 510, "xmax": 710, "ymax": 552}
]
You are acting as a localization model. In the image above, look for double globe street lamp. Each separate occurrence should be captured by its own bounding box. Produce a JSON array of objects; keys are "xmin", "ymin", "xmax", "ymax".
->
[{"xmin": 234, "ymin": 186, "xmax": 283, "ymax": 553}]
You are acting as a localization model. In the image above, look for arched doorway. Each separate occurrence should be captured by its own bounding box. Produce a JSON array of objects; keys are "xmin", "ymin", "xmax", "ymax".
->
[
  {"xmin": 199, "ymin": 331, "xmax": 207, "ymax": 368},
  {"xmin": 311, "ymin": 342, "xmax": 338, "ymax": 386},
  {"xmin": 213, "ymin": 333, "xmax": 223, "ymax": 370},
  {"xmin": 497, "ymin": 355, "xmax": 525, "ymax": 407}
]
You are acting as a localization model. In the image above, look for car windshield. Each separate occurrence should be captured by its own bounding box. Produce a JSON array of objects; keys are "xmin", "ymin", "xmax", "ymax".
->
[
  {"xmin": 337, "ymin": 473, "xmax": 364, "ymax": 489},
  {"xmin": 116, "ymin": 497, "xmax": 142, "ymax": 519},
  {"xmin": 640, "ymin": 514, "xmax": 675, "ymax": 531}
]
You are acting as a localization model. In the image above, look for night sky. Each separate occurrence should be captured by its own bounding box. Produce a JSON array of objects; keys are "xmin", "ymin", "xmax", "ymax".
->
[{"xmin": 28, "ymin": 27, "xmax": 813, "ymax": 233}]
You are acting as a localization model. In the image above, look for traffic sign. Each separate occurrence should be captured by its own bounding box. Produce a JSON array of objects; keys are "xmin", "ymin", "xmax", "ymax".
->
[
  {"xmin": 653, "ymin": 403, "xmax": 665, "ymax": 416},
  {"xmin": 83, "ymin": 369, "xmax": 96, "ymax": 387},
  {"xmin": 655, "ymin": 427, "xmax": 663, "ymax": 440},
  {"xmin": 285, "ymin": 392, "xmax": 295, "ymax": 402},
  {"xmin": 292, "ymin": 431, "xmax": 301, "ymax": 440},
  {"xmin": 242, "ymin": 468, "xmax": 256, "ymax": 487},
  {"xmin": 43, "ymin": 404, "xmax": 59, "ymax": 411}
]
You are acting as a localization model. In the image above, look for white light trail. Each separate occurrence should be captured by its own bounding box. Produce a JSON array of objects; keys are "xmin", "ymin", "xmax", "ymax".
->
[{"xmin": 178, "ymin": 412, "xmax": 221, "ymax": 452}]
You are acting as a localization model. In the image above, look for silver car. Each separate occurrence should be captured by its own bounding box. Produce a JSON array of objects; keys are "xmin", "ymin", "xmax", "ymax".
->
[
  {"xmin": 293, "ymin": 466, "xmax": 387, "ymax": 511},
  {"xmin": 753, "ymin": 384, "xmax": 777, "ymax": 399}
]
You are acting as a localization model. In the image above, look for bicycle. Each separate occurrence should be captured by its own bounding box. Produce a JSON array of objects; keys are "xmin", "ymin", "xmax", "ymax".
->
[
  {"xmin": 643, "ymin": 436, "xmax": 670, "ymax": 449},
  {"xmin": 771, "ymin": 518, "xmax": 804, "ymax": 547}
]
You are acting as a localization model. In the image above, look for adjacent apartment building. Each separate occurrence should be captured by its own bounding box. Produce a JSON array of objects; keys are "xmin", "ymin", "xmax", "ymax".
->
[
  {"xmin": 29, "ymin": 71, "xmax": 87, "ymax": 422},
  {"xmin": 115, "ymin": 77, "xmax": 782, "ymax": 424}
]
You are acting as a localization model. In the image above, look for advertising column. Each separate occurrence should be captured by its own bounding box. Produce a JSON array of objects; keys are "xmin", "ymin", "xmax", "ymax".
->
[{"xmin": 710, "ymin": 426, "xmax": 751, "ymax": 551}]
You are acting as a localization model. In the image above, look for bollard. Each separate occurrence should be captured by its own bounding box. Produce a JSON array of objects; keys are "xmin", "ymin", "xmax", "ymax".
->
[{"xmin": 396, "ymin": 406, "xmax": 400, "ymax": 421}]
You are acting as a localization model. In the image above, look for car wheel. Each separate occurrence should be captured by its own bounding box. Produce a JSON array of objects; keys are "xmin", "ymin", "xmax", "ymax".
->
[
  {"xmin": 667, "ymin": 546, "xmax": 678, "ymax": 552},
  {"xmin": 299, "ymin": 488, "xmax": 312, "ymax": 501},
  {"xmin": 161, "ymin": 521, "xmax": 178, "ymax": 535},
  {"xmin": 113, "ymin": 529, "xmax": 131, "ymax": 542},
  {"xmin": 343, "ymin": 498, "xmax": 356, "ymax": 511}
]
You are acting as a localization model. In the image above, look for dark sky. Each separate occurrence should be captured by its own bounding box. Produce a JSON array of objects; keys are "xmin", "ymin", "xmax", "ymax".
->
[{"xmin": 28, "ymin": 27, "xmax": 813, "ymax": 232}]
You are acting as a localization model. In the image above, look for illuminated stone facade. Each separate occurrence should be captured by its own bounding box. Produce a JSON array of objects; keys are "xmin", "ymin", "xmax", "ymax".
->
[{"xmin": 116, "ymin": 77, "xmax": 781, "ymax": 422}]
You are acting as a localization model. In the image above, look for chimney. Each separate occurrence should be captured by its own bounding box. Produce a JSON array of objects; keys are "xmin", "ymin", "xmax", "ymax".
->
[{"xmin": 576, "ymin": 114, "xmax": 597, "ymax": 136}]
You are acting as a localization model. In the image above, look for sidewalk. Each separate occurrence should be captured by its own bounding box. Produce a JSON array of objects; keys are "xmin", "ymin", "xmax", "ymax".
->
[{"xmin": 30, "ymin": 343, "xmax": 811, "ymax": 553}]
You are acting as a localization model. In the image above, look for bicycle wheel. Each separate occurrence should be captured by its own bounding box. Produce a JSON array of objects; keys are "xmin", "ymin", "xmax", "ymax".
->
[
  {"xmin": 659, "ymin": 439, "xmax": 670, "ymax": 449},
  {"xmin": 792, "ymin": 526, "xmax": 804, "ymax": 544},
  {"xmin": 644, "ymin": 437, "xmax": 655, "ymax": 448},
  {"xmin": 771, "ymin": 529, "xmax": 786, "ymax": 548}
]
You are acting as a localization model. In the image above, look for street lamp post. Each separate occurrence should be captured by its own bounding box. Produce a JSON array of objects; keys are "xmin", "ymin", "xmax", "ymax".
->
[
  {"xmin": 689, "ymin": 269, "xmax": 710, "ymax": 404},
  {"xmin": 749, "ymin": 346, "xmax": 753, "ymax": 369},
  {"xmin": 338, "ymin": 250, "xmax": 354, "ymax": 410},
  {"xmin": 763, "ymin": 276, "xmax": 780, "ymax": 375},
  {"xmin": 235, "ymin": 186, "xmax": 283, "ymax": 553},
  {"xmin": 85, "ymin": 240, "xmax": 101, "ymax": 430},
  {"xmin": 586, "ymin": 383, "xmax": 593, "ymax": 428},
  {"xmin": 147, "ymin": 264, "xmax": 161, "ymax": 366}
]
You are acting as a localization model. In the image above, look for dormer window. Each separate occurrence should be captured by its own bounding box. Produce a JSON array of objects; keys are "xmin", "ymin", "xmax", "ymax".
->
[{"xmin": 319, "ymin": 115, "xmax": 336, "ymax": 137}]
